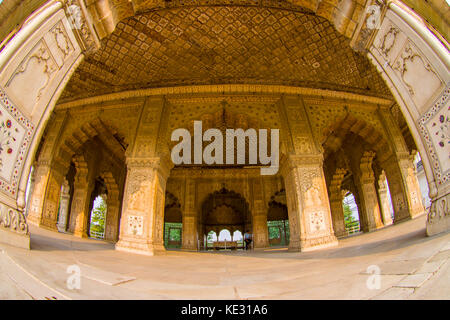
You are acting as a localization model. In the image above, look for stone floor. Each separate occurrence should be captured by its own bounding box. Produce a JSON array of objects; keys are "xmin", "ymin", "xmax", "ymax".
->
[{"xmin": 0, "ymin": 214, "xmax": 448, "ymax": 300}]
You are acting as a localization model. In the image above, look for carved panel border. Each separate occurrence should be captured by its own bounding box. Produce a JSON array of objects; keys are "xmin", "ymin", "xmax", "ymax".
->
[
  {"xmin": 418, "ymin": 84, "xmax": 450, "ymax": 185},
  {"xmin": 0, "ymin": 87, "xmax": 35, "ymax": 197}
]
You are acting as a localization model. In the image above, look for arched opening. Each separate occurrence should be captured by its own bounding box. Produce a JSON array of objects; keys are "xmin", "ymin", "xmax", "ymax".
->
[
  {"xmin": 164, "ymin": 192, "xmax": 182, "ymax": 249},
  {"xmin": 342, "ymin": 192, "xmax": 361, "ymax": 236},
  {"xmin": 232, "ymin": 230, "xmax": 243, "ymax": 247},
  {"xmin": 201, "ymin": 188, "xmax": 250, "ymax": 251},
  {"xmin": 206, "ymin": 230, "xmax": 217, "ymax": 249},
  {"xmin": 218, "ymin": 229, "xmax": 232, "ymax": 241},
  {"xmin": 88, "ymin": 194, "xmax": 107, "ymax": 239},
  {"xmin": 86, "ymin": 177, "xmax": 108, "ymax": 239},
  {"xmin": 267, "ymin": 189, "xmax": 290, "ymax": 246}
]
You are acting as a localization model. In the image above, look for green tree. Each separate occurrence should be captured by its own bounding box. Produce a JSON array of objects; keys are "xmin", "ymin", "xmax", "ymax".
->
[
  {"xmin": 90, "ymin": 197, "xmax": 106, "ymax": 235},
  {"xmin": 268, "ymin": 226, "xmax": 281, "ymax": 239},
  {"xmin": 343, "ymin": 203, "xmax": 358, "ymax": 229}
]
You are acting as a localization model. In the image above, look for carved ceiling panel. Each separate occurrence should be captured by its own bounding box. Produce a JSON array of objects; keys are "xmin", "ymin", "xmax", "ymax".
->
[{"xmin": 59, "ymin": 6, "xmax": 392, "ymax": 102}]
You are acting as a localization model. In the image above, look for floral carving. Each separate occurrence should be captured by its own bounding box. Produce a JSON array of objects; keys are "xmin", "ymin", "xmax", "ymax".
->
[
  {"xmin": 128, "ymin": 215, "xmax": 143, "ymax": 236},
  {"xmin": 379, "ymin": 26, "xmax": 399, "ymax": 58},
  {"xmin": 0, "ymin": 116, "xmax": 18, "ymax": 171},
  {"xmin": 52, "ymin": 25, "xmax": 72, "ymax": 58},
  {"xmin": 0, "ymin": 208, "xmax": 29, "ymax": 235},
  {"xmin": 394, "ymin": 43, "xmax": 438, "ymax": 96},
  {"xmin": 7, "ymin": 41, "xmax": 58, "ymax": 101},
  {"xmin": 309, "ymin": 211, "xmax": 326, "ymax": 232}
]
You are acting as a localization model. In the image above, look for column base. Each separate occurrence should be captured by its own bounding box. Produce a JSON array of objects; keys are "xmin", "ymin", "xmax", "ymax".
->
[
  {"xmin": 40, "ymin": 220, "xmax": 58, "ymax": 232},
  {"xmin": 73, "ymin": 230, "xmax": 88, "ymax": 238},
  {"xmin": 57, "ymin": 224, "xmax": 67, "ymax": 233},
  {"xmin": 426, "ymin": 214, "xmax": 450, "ymax": 236},
  {"xmin": 334, "ymin": 230, "xmax": 348, "ymax": 238},
  {"xmin": 115, "ymin": 238, "xmax": 166, "ymax": 256},
  {"xmin": 411, "ymin": 210, "xmax": 427, "ymax": 219},
  {"xmin": 0, "ymin": 228, "xmax": 30, "ymax": 249},
  {"xmin": 26, "ymin": 216, "xmax": 41, "ymax": 227},
  {"xmin": 393, "ymin": 215, "xmax": 412, "ymax": 225},
  {"xmin": 383, "ymin": 219, "xmax": 394, "ymax": 226},
  {"xmin": 361, "ymin": 222, "xmax": 385, "ymax": 232},
  {"xmin": 426, "ymin": 193, "xmax": 450, "ymax": 236},
  {"xmin": 289, "ymin": 235, "xmax": 338, "ymax": 252}
]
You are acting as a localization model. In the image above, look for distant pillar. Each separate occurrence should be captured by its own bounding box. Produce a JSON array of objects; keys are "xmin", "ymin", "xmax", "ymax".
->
[
  {"xmin": 57, "ymin": 180, "xmax": 71, "ymax": 232},
  {"xmin": 377, "ymin": 171, "xmax": 393, "ymax": 226}
]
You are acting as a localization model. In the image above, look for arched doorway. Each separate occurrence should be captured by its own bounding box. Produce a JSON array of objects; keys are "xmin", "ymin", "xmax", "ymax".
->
[
  {"xmin": 267, "ymin": 190, "xmax": 290, "ymax": 246},
  {"xmin": 164, "ymin": 192, "xmax": 182, "ymax": 249},
  {"xmin": 342, "ymin": 192, "xmax": 362, "ymax": 236},
  {"xmin": 87, "ymin": 177, "xmax": 107, "ymax": 239},
  {"xmin": 200, "ymin": 188, "xmax": 250, "ymax": 251}
]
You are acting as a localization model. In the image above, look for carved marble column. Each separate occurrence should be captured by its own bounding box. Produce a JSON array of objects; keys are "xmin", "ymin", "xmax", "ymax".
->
[
  {"xmin": 104, "ymin": 197, "xmax": 120, "ymax": 242},
  {"xmin": 358, "ymin": 151, "xmax": 384, "ymax": 232},
  {"xmin": 57, "ymin": 179, "xmax": 71, "ymax": 232},
  {"xmin": 377, "ymin": 171, "xmax": 393, "ymax": 226},
  {"xmin": 400, "ymin": 155, "xmax": 426, "ymax": 218},
  {"xmin": 182, "ymin": 178, "xmax": 198, "ymax": 251},
  {"xmin": 115, "ymin": 157, "xmax": 171, "ymax": 256},
  {"xmin": 27, "ymin": 160, "xmax": 65, "ymax": 231},
  {"xmin": 252, "ymin": 211, "xmax": 269, "ymax": 249},
  {"xmin": 378, "ymin": 109, "xmax": 426, "ymax": 222},
  {"xmin": 281, "ymin": 155, "xmax": 338, "ymax": 252},
  {"xmin": 68, "ymin": 157, "xmax": 90, "ymax": 238},
  {"xmin": 329, "ymin": 168, "xmax": 347, "ymax": 238},
  {"xmin": 103, "ymin": 173, "xmax": 121, "ymax": 242},
  {"xmin": 251, "ymin": 178, "xmax": 269, "ymax": 249}
]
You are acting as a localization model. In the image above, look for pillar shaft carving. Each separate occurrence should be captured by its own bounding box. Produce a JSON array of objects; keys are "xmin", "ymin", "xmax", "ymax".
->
[
  {"xmin": 377, "ymin": 171, "xmax": 393, "ymax": 226},
  {"xmin": 68, "ymin": 157, "xmax": 90, "ymax": 237},
  {"xmin": 115, "ymin": 156, "xmax": 172, "ymax": 255},
  {"xmin": 182, "ymin": 178, "xmax": 197, "ymax": 251},
  {"xmin": 358, "ymin": 151, "xmax": 384, "ymax": 232},
  {"xmin": 378, "ymin": 109, "xmax": 425, "ymax": 221},
  {"xmin": 102, "ymin": 172, "xmax": 121, "ymax": 242},
  {"xmin": 251, "ymin": 178, "xmax": 269, "ymax": 249},
  {"xmin": 281, "ymin": 154, "xmax": 338, "ymax": 252},
  {"xmin": 27, "ymin": 160, "xmax": 66, "ymax": 230},
  {"xmin": 329, "ymin": 168, "xmax": 347, "ymax": 238},
  {"xmin": 57, "ymin": 180, "xmax": 71, "ymax": 232}
]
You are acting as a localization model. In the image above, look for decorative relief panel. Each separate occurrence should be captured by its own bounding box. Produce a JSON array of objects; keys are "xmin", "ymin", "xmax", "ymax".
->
[
  {"xmin": 127, "ymin": 215, "xmax": 143, "ymax": 236},
  {"xmin": 0, "ymin": 88, "xmax": 34, "ymax": 197},
  {"xmin": 49, "ymin": 21, "xmax": 74, "ymax": 66},
  {"xmin": 6, "ymin": 40, "xmax": 58, "ymax": 106},
  {"xmin": 393, "ymin": 41, "xmax": 443, "ymax": 109},
  {"xmin": 418, "ymin": 85, "xmax": 450, "ymax": 185},
  {"xmin": 375, "ymin": 21, "xmax": 405, "ymax": 66},
  {"xmin": 309, "ymin": 211, "xmax": 326, "ymax": 232},
  {"xmin": 0, "ymin": 205, "xmax": 29, "ymax": 235},
  {"xmin": 379, "ymin": 25, "xmax": 399, "ymax": 58}
]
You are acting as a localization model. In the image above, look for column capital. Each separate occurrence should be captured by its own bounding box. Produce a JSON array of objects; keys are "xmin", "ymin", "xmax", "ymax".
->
[
  {"xmin": 62, "ymin": 0, "xmax": 101, "ymax": 54},
  {"xmin": 126, "ymin": 155, "xmax": 173, "ymax": 180},
  {"xmin": 280, "ymin": 153, "xmax": 324, "ymax": 176}
]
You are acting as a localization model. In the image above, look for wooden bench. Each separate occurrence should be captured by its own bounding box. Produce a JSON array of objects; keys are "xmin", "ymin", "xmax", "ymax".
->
[{"xmin": 213, "ymin": 241, "xmax": 238, "ymax": 250}]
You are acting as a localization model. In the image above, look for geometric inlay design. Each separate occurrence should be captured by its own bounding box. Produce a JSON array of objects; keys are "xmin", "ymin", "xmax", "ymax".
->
[{"xmin": 59, "ymin": 6, "xmax": 392, "ymax": 102}]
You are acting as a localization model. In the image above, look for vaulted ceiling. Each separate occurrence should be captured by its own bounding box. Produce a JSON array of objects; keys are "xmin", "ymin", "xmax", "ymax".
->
[{"xmin": 59, "ymin": 6, "xmax": 393, "ymax": 103}]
